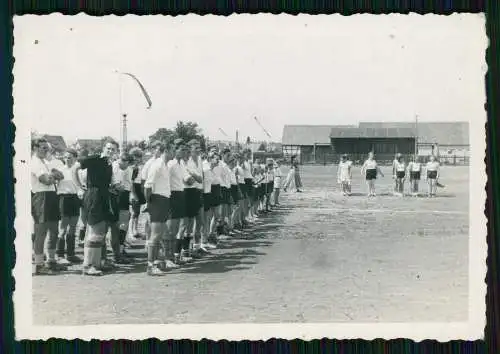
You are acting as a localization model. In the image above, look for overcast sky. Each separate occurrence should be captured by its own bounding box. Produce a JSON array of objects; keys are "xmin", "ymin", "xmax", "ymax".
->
[{"xmin": 13, "ymin": 14, "xmax": 486, "ymax": 143}]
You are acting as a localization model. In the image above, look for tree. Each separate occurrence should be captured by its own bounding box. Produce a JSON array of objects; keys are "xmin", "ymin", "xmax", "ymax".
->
[
  {"xmin": 258, "ymin": 142, "xmax": 267, "ymax": 151},
  {"xmin": 174, "ymin": 121, "xmax": 207, "ymax": 150},
  {"xmin": 148, "ymin": 121, "xmax": 207, "ymax": 151},
  {"xmin": 148, "ymin": 128, "xmax": 176, "ymax": 147}
]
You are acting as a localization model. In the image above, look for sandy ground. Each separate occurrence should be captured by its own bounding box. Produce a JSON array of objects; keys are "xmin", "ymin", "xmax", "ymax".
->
[{"xmin": 32, "ymin": 165, "xmax": 469, "ymax": 325}]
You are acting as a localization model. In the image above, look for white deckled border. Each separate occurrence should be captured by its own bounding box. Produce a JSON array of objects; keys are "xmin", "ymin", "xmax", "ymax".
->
[{"xmin": 12, "ymin": 12, "xmax": 487, "ymax": 341}]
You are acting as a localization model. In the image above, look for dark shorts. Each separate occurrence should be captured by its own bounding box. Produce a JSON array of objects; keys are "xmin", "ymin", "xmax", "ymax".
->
[
  {"xmin": 211, "ymin": 184, "xmax": 221, "ymax": 207},
  {"xmin": 366, "ymin": 169, "xmax": 377, "ymax": 180},
  {"xmin": 244, "ymin": 178, "xmax": 253, "ymax": 198},
  {"xmin": 266, "ymin": 181, "xmax": 274, "ymax": 194},
  {"xmin": 410, "ymin": 171, "xmax": 421, "ymax": 180},
  {"xmin": 396, "ymin": 171, "xmax": 405, "ymax": 179},
  {"xmin": 82, "ymin": 187, "xmax": 119, "ymax": 226},
  {"xmin": 118, "ymin": 190, "xmax": 130, "ymax": 211},
  {"xmin": 239, "ymin": 183, "xmax": 247, "ymax": 198},
  {"xmin": 251, "ymin": 186, "xmax": 258, "ymax": 201},
  {"xmin": 427, "ymin": 170, "xmax": 438, "ymax": 179},
  {"xmin": 185, "ymin": 188, "xmax": 202, "ymax": 218},
  {"xmin": 32, "ymin": 191, "xmax": 60, "ymax": 223},
  {"xmin": 221, "ymin": 186, "xmax": 231, "ymax": 205},
  {"xmin": 149, "ymin": 194, "xmax": 170, "ymax": 223},
  {"xmin": 203, "ymin": 193, "xmax": 213, "ymax": 211},
  {"xmin": 231, "ymin": 185, "xmax": 241, "ymax": 203},
  {"xmin": 170, "ymin": 190, "xmax": 186, "ymax": 219},
  {"xmin": 133, "ymin": 183, "xmax": 146, "ymax": 204},
  {"xmin": 58, "ymin": 193, "xmax": 80, "ymax": 218}
]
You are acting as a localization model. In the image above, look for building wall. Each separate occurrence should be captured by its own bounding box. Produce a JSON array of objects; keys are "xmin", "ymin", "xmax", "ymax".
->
[{"xmin": 331, "ymin": 137, "xmax": 415, "ymax": 155}]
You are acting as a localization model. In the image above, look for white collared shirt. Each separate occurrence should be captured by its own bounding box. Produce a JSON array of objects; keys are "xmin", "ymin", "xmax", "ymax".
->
[
  {"xmin": 55, "ymin": 163, "xmax": 79, "ymax": 195},
  {"xmin": 211, "ymin": 164, "xmax": 223, "ymax": 185},
  {"xmin": 167, "ymin": 159, "xmax": 190, "ymax": 192},
  {"xmin": 145, "ymin": 158, "xmax": 171, "ymax": 198},
  {"xmin": 202, "ymin": 160, "xmax": 213, "ymax": 193},
  {"xmin": 219, "ymin": 161, "xmax": 232, "ymax": 188},
  {"xmin": 243, "ymin": 161, "xmax": 253, "ymax": 179},
  {"xmin": 112, "ymin": 161, "xmax": 133, "ymax": 192},
  {"xmin": 186, "ymin": 156, "xmax": 203, "ymax": 190},
  {"xmin": 229, "ymin": 168, "xmax": 238, "ymax": 185},
  {"xmin": 141, "ymin": 157, "xmax": 157, "ymax": 181},
  {"xmin": 235, "ymin": 165, "xmax": 245, "ymax": 184},
  {"xmin": 31, "ymin": 155, "xmax": 56, "ymax": 193}
]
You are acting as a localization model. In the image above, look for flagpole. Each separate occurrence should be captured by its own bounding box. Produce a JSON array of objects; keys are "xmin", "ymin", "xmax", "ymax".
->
[{"xmin": 414, "ymin": 114, "xmax": 418, "ymax": 158}]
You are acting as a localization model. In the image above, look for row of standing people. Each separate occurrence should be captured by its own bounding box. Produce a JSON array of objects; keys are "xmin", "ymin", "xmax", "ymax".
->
[
  {"xmin": 337, "ymin": 152, "xmax": 441, "ymax": 197},
  {"xmin": 30, "ymin": 137, "xmax": 288, "ymax": 276}
]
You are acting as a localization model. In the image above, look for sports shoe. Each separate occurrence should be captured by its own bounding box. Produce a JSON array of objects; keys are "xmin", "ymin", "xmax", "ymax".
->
[
  {"xmin": 198, "ymin": 245, "xmax": 211, "ymax": 254},
  {"xmin": 113, "ymin": 256, "xmax": 131, "ymax": 265},
  {"xmin": 82, "ymin": 266, "xmax": 103, "ymax": 276},
  {"xmin": 99, "ymin": 260, "xmax": 115, "ymax": 272},
  {"xmin": 164, "ymin": 260, "xmax": 180, "ymax": 269},
  {"xmin": 33, "ymin": 264, "xmax": 57, "ymax": 276},
  {"xmin": 202, "ymin": 243, "xmax": 217, "ymax": 250},
  {"xmin": 46, "ymin": 260, "xmax": 67, "ymax": 271},
  {"xmin": 66, "ymin": 255, "xmax": 82, "ymax": 263},
  {"xmin": 147, "ymin": 265, "xmax": 166, "ymax": 276},
  {"xmin": 180, "ymin": 251, "xmax": 193, "ymax": 263},
  {"xmin": 57, "ymin": 257, "xmax": 72, "ymax": 266}
]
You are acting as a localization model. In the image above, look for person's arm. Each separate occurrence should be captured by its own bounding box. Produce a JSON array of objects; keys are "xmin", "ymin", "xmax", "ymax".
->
[
  {"xmin": 392, "ymin": 161, "xmax": 396, "ymax": 178},
  {"xmin": 376, "ymin": 163, "xmax": 384, "ymax": 177},
  {"xmin": 436, "ymin": 163, "xmax": 440, "ymax": 180},
  {"xmin": 187, "ymin": 165, "xmax": 203, "ymax": 184},
  {"xmin": 144, "ymin": 163, "xmax": 160, "ymax": 210},
  {"xmin": 33, "ymin": 160, "xmax": 55, "ymax": 186},
  {"xmin": 360, "ymin": 161, "xmax": 366, "ymax": 175},
  {"xmin": 72, "ymin": 161, "xmax": 85, "ymax": 190},
  {"xmin": 349, "ymin": 163, "xmax": 353, "ymax": 180}
]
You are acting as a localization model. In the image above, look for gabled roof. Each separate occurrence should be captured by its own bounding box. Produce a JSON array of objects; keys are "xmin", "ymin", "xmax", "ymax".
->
[
  {"xmin": 282, "ymin": 125, "xmax": 355, "ymax": 145},
  {"xmin": 358, "ymin": 122, "xmax": 469, "ymax": 145},
  {"xmin": 330, "ymin": 127, "xmax": 416, "ymax": 138},
  {"xmin": 41, "ymin": 134, "xmax": 66, "ymax": 152}
]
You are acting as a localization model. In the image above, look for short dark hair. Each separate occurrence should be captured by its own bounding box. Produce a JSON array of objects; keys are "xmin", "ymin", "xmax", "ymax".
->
[
  {"xmin": 65, "ymin": 148, "xmax": 78, "ymax": 158},
  {"xmin": 102, "ymin": 138, "xmax": 119, "ymax": 149},
  {"xmin": 150, "ymin": 141, "xmax": 166, "ymax": 152},
  {"xmin": 31, "ymin": 138, "xmax": 48, "ymax": 149}
]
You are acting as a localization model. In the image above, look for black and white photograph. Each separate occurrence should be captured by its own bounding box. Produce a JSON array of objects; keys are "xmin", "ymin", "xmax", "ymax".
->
[{"xmin": 13, "ymin": 13, "xmax": 486, "ymax": 340}]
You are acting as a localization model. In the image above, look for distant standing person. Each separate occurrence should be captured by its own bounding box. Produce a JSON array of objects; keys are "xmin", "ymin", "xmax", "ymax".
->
[
  {"xmin": 425, "ymin": 155, "xmax": 440, "ymax": 197},
  {"xmin": 361, "ymin": 152, "xmax": 384, "ymax": 197},
  {"xmin": 392, "ymin": 153, "xmax": 406, "ymax": 196},
  {"xmin": 407, "ymin": 155, "xmax": 422, "ymax": 197},
  {"xmin": 284, "ymin": 155, "xmax": 302, "ymax": 193},
  {"xmin": 337, "ymin": 154, "xmax": 352, "ymax": 196}
]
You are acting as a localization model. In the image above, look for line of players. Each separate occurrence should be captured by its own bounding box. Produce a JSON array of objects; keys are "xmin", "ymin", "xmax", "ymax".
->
[
  {"xmin": 30, "ymin": 137, "xmax": 287, "ymax": 276},
  {"xmin": 336, "ymin": 152, "xmax": 441, "ymax": 197}
]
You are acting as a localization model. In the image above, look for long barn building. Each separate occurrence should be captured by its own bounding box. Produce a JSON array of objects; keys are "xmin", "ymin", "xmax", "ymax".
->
[{"xmin": 282, "ymin": 122, "xmax": 469, "ymax": 165}]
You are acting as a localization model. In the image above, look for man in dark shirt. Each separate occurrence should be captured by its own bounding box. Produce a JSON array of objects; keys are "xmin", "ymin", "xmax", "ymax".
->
[{"xmin": 74, "ymin": 139, "xmax": 119, "ymax": 276}]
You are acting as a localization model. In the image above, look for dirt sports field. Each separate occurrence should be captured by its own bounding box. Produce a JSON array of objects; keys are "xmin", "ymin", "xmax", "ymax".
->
[{"xmin": 32, "ymin": 165, "xmax": 469, "ymax": 325}]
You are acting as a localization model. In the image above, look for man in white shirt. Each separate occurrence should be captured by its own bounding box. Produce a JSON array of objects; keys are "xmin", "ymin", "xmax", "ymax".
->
[
  {"xmin": 55, "ymin": 148, "xmax": 83, "ymax": 265},
  {"xmin": 218, "ymin": 148, "xmax": 232, "ymax": 239},
  {"xmin": 167, "ymin": 139, "xmax": 193, "ymax": 265},
  {"xmin": 185, "ymin": 139, "xmax": 204, "ymax": 255},
  {"xmin": 108, "ymin": 153, "xmax": 134, "ymax": 265},
  {"xmin": 201, "ymin": 151, "xmax": 218, "ymax": 250},
  {"xmin": 242, "ymin": 149, "xmax": 255, "ymax": 222},
  {"xmin": 144, "ymin": 142, "xmax": 170, "ymax": 275},
  {"xmin": 31, "ymin": 138, "xmax": 63, "ymax": 275},
  {"xmin": 273, "ymin": 160, "xmax": 283, "ymax": 205}
]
